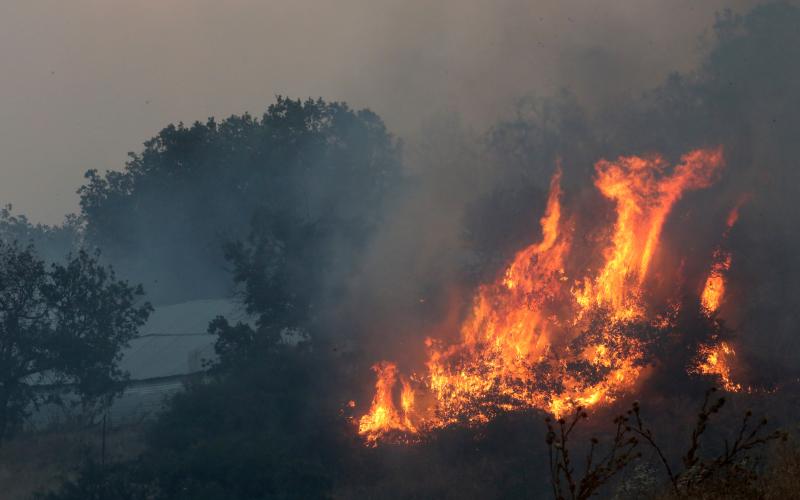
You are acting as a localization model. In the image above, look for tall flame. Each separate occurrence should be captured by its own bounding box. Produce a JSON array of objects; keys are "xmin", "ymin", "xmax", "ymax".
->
[
  {"xmin": 700, "ymin": 252, "xmax": 731, "ymax": 314},
  {"xmin": 574, "ymin": 149, "xmax": 723, "ymax": 320},
  {"xmin": 358, "ymin": 362, "xmax": 416, "ymax": 443},
  {"xmin": 358, "ymin": 148, "xmax": 736, "ymax": 445},
  {"xmin": 695, "ymin": 195, "xmax": 750, "ymax": 390}
]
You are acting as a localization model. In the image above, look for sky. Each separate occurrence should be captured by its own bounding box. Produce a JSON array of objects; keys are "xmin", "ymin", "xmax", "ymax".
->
[{"xmin": 0, "ymin": 0, "xmax": 761, "ymax": 224}]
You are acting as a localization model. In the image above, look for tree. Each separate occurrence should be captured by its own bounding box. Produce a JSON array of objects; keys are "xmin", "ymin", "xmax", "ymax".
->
[
  {"xmin": 39, "ymin": 97, "xmax": 401, "ymax": 499},
  {"xmin": 36, "ymin": 320, "xmax": 346, "ymax": 500},
  {"xmin": 78, "ymin": 97, "xmax": 402, "ymax": 304},
  {"xmin": 0, "ymin": 242, "xmax": 151, "ymax": 442},
  {"xmin": 0, "ymin": 204, "xmax": 81, "ymax": 264}
]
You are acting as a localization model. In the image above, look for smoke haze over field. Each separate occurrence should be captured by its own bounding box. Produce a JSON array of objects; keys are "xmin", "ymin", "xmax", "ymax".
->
[{"xmin": 0, "ymin": 0, "xmax": 766, "ymax": 224}]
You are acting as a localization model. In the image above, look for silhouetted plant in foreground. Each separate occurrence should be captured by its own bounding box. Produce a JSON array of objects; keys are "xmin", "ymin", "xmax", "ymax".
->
[
  {"xmin": 546, "ymin": 408, "xmax": 640, "ymax": 500},
  {"xmin": 546, "ymin": 388, "xmax": 787, "ymax": 499},
  {"xmin": 627, "ymin": 388, "xmax": 788, "ymax": 497}
]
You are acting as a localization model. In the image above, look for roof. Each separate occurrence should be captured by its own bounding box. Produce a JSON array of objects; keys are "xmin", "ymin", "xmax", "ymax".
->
[
  {"xmin": 140, "ymin": 298, "xmax": 250, "ymax": 336},
  {"xmin": 28, "ymin": 299, "xmax": 255, "ymax": 428},
  {"xmin": 118, "ymin": 334, "xmax": 216, "ymax": 380},
  {"xmin": 119, "ymin": 298, "xmax": 253, "ymax": 381}
]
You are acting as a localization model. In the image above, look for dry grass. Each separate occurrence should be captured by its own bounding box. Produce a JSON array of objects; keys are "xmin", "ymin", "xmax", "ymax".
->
[{"xmin": 0, "ymin": 425, "xmax": 146, "ymax": 500}]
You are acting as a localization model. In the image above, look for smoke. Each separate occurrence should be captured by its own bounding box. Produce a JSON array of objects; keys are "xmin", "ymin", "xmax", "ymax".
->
[
  {"xmin": 0, "ymin": 0, "xmax": 765, "ymax": 223},
  {"xmin": 331, "ymin": 0, "xmax": 765, "ymax": 133},
  {"xmin": 335, "ymin": 1, "xmax": 800, "ymax": 390},
  {"xmin": 3, "ymin": 0, "xmax": 797, "ymax": 387}
]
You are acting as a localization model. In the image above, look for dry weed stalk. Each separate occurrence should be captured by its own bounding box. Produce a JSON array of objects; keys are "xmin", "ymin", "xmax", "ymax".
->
[{"xmin": 545, "ymin": 388, "xmax": 787, "ymax": 499}]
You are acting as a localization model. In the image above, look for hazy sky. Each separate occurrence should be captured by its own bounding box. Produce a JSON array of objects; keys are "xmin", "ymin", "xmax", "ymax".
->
[{"xmin": 0, "ymin": 0, "xmax": 761, "ymax": 224}]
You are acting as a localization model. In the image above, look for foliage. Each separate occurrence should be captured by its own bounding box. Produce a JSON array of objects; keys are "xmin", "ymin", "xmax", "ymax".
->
[
  {"xmin": 221, "ymin": 212, "xmax": 325, "ymax": 336},
  {"xmin": 0, "ymin": 243, "xmax": 151, "ymax": 443},
  {"xmin": 78, "ymin": 97, "xmax": 402, "ymax": 304},
  {"xmin": 627, "ymin": 389, "xmax": 787, "ymax": 496},
  {"xmin": 548, "ymin": 389, "xmax": 786, "ymax": 500},
  {"xmin": 0, "ymin": 205, "xmax": 81, "ymax": 264},
  {"xmin": 546, "ymin": 408, "xmax": 640, "ymax": 500},
  {"xmin": 33, "ymin": 459, "xmax": 155, "ymax": 500},
  {"xmin": 41, "ymin": 96, "xmax": 405, "ymax": 498},
  {"xmin": 41, "ymin": 333, "xmax": 348, "ymax": 500}
]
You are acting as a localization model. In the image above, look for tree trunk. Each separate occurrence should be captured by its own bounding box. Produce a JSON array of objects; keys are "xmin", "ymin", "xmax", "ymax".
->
[{"xmin": 0, "ymin": 387, "xmax": 10, "ymax": 448}]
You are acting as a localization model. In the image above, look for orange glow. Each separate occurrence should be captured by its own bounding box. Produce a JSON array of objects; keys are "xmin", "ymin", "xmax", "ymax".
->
[
  {"xmin": 701, "ymin": 252, "xmax": 731, "ymax": 314},
  {"xmin": 357, "ymin": 148, "xmax": 738, "ymax": 444},
  {"xmin": 725, "ymin": 193, "xmax": 751, "ymax": 231},
  {"xmin": 694, "ymin": 196, "xmax": 749, "ymax": 391},
  {"xmin": 358, "ymin": 362, "xmax": 417, "ymax": 444},
  {"xmin": 694, "ymin": 342, "xmax": 741, "ymax": 392},
  {"xmin": 573, "ymin": 148, "xmax": 723, "ymax": 320}
]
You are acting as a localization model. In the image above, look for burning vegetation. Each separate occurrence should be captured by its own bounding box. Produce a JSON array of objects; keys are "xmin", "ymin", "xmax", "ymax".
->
[{"xmin": 357, "ymin": 147, "xmax": 750, "ymax": 445}]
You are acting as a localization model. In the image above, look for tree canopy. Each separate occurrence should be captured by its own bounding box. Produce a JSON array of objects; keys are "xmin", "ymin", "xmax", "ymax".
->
[
  {"xmin": 0, "ymin": 243, "xmax": 151, "ymax": 442},
  {"xmin": 79, "ymin": 97, "xmax": 403, "ymax": 305}
]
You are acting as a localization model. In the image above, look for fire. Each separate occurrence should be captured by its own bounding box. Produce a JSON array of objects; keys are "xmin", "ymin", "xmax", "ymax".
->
[
  {"xmin": 694, "ymin": 342, "xmax": 741, "ymax": 392},
  {"xmin": 695, "ymin": 195, "xmax": 750, "ymax": 388},
  {"xmin": 358, "ymin": 362, "xmax": 416, "ymax": 443},
  {"xmin": 701, "ymin": 252, "xmax": 731, "ymax": 314},
  {"xmin": 574, "ymin": 150, "xmax": 723, "ymax": 320},
  {"xmin": 357, "ymin": 147, "xmax": 746, "ymax": 445}
]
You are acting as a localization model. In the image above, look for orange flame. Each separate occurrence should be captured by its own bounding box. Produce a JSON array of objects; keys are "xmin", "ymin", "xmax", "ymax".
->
[
  {"xmin": 694, "ymin": 196, "xmax": 750, "ymax": 390},
  {"xmin": 701, "ymin": 252, "xmax": 731, "ymax": 314},
  {"xmin": 694, "ymin": 342, "xmax": 741, "ymax": 392},
  {"xmin": 574, "ymin": 149, "xmax": 723, "ymax": 320},
  {"xmin": 358, "ymin": 362, "xmax": 417, "ymax": 443},
  {"xmin": 357, "ymin": 148, "xmax": 737, "ymax": 444}
]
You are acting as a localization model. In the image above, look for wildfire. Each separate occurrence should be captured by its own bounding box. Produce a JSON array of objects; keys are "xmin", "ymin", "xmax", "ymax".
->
[
  {"xmin": 357, "ymin": 147, "xmax": 747, "ymax": 445},
  {"xmin": 700, "ymin": 252, "xmax": 731, "ymax": 314},
  {"xmin": 695, "ymin": 195, "xmax": 750, "ymax": 387},
  {"xmin": 694, "ymin": 342, "xmax": 741, "ymax": 392},
  {"xmin": 358, "ymin": 362, "xmax": 416, "ymax": 443}
]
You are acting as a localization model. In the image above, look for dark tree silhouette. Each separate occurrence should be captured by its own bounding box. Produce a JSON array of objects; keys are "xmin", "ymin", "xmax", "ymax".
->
[
  {"xmin": 0, "ymin": 205, "xmax": 81, "ymax": 264},
  {"xmin": 0, "ymin": 242, "xmax": 151, "ymax": 443},
  {"xmin": 79, "ymin": 97, "xmax": 402, "ymax": 304}
]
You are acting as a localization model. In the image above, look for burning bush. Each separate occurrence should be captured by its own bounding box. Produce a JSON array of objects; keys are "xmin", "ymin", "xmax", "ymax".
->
[{"xmin": 357, "ymin": 147, "xmax": 756, "ymax": 445}]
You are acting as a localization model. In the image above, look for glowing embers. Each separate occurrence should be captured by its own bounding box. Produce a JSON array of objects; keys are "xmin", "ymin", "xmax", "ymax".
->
[
  {"xmin": 357, "ymin": 148, "xmax": 734, "ymax": 445},
  {"xmin": 694, "ymin": 341, "xmax": 741, "ymax": 393}
]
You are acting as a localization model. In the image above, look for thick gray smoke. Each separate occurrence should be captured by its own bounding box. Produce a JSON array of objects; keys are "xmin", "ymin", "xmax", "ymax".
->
[
  {"xmin": 337, "ymin": 1, "xmax": 800, "ymax": 385},
  {"xmin": 0, "ymin": 0, "xmax": 764, "ymax": 223},
  {"xmin": 2, "ymin": 0, "xmax": 797, "ymax": 382}
]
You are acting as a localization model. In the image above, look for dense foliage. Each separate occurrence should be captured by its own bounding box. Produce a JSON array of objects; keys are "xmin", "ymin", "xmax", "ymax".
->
[
  {"xmin": 79, "ymin": 97, "xmax": 402, "ymax": 304},
  {"xmin": 34, "ymin": 97, "xmax": 406, "ymax": 498},
  {"xmin": 0, "ymin": 243, "xmax": 151, "ymax": 442},
  {"xmin": 0, "ymin": 206, "xmax": 80, "ymax": 264}
]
